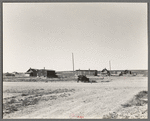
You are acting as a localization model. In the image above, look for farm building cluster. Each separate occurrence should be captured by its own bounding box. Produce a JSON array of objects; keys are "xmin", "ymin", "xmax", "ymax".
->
[
  {"xmin": 75, "ymin": 68, "xmax": 134, "ymax": 76},
  {"xmin": 4, "ymin": 67, "xmax": 147, "ymax": 78}
]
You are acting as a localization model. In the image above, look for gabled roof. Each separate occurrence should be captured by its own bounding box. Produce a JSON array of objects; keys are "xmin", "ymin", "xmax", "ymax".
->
[
  {"xmin": 25, "ymin": 70, "xmax": 33, "ymax": 74},
  {"xmin": 26, "ymin": 68, "xmax": 38, "ymax": 73},
  {"xmin": 26, "ymin": 68, "xmax": 55, "ymax": 73}
]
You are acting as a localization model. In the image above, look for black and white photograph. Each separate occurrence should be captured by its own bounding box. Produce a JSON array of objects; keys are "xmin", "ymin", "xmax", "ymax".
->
[{"xmin": 3, "ymin": 2, "xmax": 148, "ymax": 119}]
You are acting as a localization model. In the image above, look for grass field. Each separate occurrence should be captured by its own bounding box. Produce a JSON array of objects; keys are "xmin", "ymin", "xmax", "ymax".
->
[{"xmin": 3, "ymin": 76, "xmax": 148, "ymax": 119}]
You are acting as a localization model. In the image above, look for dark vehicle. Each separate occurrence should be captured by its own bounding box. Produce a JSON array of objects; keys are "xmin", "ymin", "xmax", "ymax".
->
[{"xmin": 77, "ymin": 75, "xmax": 90, "ymax": 83}]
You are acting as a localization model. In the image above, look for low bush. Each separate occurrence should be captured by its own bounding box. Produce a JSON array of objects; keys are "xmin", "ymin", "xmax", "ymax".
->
[
  {"xmin": 121, "ymin": 90, "xmax": 148, "ymax": 108},
  {"xmin": 103, "ymin": 112, "xmax": 118, "ymax": 119}
]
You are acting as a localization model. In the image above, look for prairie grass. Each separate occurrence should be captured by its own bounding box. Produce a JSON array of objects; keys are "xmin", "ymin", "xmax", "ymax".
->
[
  {"xmin": 122, "ymin": 90, "xmax": 148, "ymax": 108},
  {"xmin": 103, "ymin": 90, "xmax": 148, "ymax": 119}
]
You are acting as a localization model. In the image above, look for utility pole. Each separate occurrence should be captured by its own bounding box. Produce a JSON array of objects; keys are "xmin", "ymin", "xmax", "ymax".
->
[
  {"xmin": 109, "ymin": 61, "xmax": 111, "ymax": 71},
  {"xmin": 72, "ymin": 53, "xmax": 75, "ymax": 79},
  {"xmin": 72, "ymin": 53, "xmax": 74, "ymax": 72},
  {"xmin": 109, "ymin": 60, "xmax": 111, "ymax": 77}
]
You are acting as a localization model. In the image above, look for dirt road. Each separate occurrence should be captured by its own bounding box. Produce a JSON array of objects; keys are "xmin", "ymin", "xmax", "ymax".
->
[{"xmin": 3, "ymin": 77, "xmax": 148, "ymax": 119}]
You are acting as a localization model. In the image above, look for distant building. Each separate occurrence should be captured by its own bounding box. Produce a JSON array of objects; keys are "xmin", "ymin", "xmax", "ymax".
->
[
  {"xmin": 12, "ymin": 71, "xmax": 18, "ymax": 75},
  {"xmin": 4, "ymin": 72, "xmax": 15, "ymax": 76},
  {"xmin": 76, "ymin": 69, "xmax": 97, "ymax": 76},
  {"xmin": 25, "ymin": 68, "xmax": 57, "ymax": 78},
  {"xmin": 109, "ymin": 70, "xmax": 131, "ymax": 74},
  {"xmin": 25, "ymin": 68, "xmax": 38, "ymax": 77}
]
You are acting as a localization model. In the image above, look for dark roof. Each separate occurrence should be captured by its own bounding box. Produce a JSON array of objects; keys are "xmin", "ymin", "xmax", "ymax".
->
[
  {"xmin": 26, "ymin": 68, "xmax": 38, "ymax": 72},
  {"xmin": 40, "ymin": 69, "xmax": 55, "ymax": 71},
  {"xmin": 26, "ymin": 68, "xmax": 55, "ymax": 73},
  {"xmin": 76, "ymin": 70, "xmax": 97, "ymax": 71}
]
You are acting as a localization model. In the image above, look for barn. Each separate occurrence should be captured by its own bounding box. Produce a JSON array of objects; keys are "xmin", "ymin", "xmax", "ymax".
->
[
  {"xmin": 76, "ymin": 69, "xmax": 97, "ymax": 76},
  {"xmin": 25, "ymin": 68, "xmax": 57, "ymax": 78}
]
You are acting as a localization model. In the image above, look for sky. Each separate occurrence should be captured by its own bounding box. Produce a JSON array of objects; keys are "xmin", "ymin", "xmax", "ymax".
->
[{"xmin": 3, "ymin": 3, "xmax": 148, "ymax": 72}]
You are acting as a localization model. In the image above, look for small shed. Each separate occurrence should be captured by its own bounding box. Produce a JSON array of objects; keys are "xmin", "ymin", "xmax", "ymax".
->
[{"xmin": 37, "ymin": 69, "xmax": 57, "ymax": 78}]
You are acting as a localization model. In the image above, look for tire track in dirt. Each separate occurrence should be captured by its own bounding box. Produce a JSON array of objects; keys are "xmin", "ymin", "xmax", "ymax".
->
[
  {"xmin": 14, "ymin": 87, "xmax": 146, "ymax": 119},
  {"xmin": 3, "ymin": 77, "xmax": 147, "ymax": 119}
]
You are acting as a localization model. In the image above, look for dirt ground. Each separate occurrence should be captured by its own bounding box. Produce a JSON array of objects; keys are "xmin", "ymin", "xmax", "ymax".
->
[{"xmin": 3, "ymin": 76, "xmax": 148, "ymax": 119}]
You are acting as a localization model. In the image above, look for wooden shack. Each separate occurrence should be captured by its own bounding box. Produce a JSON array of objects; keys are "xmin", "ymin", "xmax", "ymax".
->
[
  {"xmin": 25, "ymin": 68, "xmax": 38, "ymax": 77},
  {"xmin": 25, "ymin": 68, "xmax": 57, "ymax": 78},
  {"xmin": 37, "ymin": 69, "xmax": 57, "ymax": 78}
]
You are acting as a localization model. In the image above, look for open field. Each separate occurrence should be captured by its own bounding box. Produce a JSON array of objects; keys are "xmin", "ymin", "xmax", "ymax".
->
[{"xmin": 3, "ymin": 76, "xmax": 148, "ymax": 119}]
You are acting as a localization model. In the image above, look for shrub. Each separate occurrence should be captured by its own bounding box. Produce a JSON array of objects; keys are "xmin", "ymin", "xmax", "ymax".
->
[
  {"xmin": 103, "ymin": 112, "xmax": 118, "ymax": 119},
  {"xmin": 21, "ymin": 93, "xmax": 28, "ymax": 96},
  {"xmin": 121, "ymin": 90, "xmax": 148, "ymax": 108}
]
